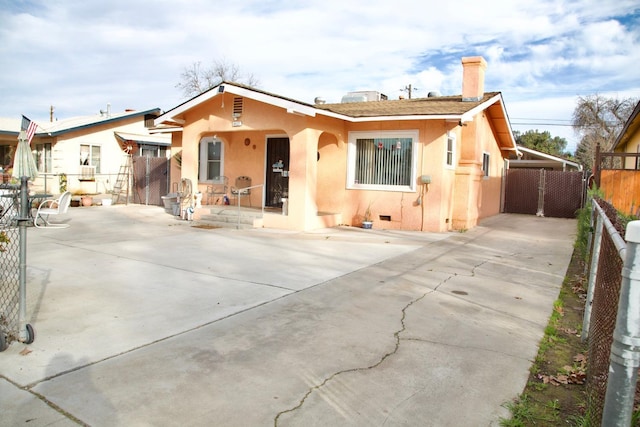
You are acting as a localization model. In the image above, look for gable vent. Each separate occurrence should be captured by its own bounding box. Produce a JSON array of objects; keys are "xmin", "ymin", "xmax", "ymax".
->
[{"xmin": 233, "ymin": 97, "xmax": 243, "ymax": 119}]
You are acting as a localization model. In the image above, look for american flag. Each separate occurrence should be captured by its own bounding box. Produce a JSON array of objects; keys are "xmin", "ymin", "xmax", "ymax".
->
[{"xmin": 21, "ymin": 115, "xmax": 38, "ymax": 144}]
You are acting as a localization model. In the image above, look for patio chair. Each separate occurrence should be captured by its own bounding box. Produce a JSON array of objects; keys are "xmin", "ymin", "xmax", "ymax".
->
[
  {"xmin": 206, "ymin": 176, "xmax": 228, "ymax": 205},
  {"xmin": 230, "ymin": 176, "xmax": 252, "ymax": 206},
  {"xmin": 34, "ymin": 191, "xmax": 72, "ymax": 228}
]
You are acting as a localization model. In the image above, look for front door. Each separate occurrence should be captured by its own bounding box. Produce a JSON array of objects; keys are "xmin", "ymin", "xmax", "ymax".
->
[{"xmin": 265, "ymin": 137, "xmax": 290, "ymax": 208}]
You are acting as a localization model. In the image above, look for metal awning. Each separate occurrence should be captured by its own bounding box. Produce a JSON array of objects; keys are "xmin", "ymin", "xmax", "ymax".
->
[{"xmin": 114, "ymin": 131, "xmax": 171, "ymax": 146}]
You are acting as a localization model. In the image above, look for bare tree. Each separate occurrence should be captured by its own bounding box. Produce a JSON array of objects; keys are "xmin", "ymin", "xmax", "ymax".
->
[
  {"xmin": 176, "ymin": 59, "xmax": 260, "ymax": 99},
  {"xmin": 573, "ymin": 94, "xmax": 637, "ymax": 170}
]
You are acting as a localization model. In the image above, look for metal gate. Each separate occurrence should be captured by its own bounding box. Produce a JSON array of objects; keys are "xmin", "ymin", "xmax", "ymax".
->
[
  {"xmin": 132, "ymin": 156, "xmax": 169, "ymax": 206},
  {"xmin": 503, "ymin": 169, "xmax": 585, "ymax": 218},
  {"xmin": 1, "ymin": 182, "xmax": 36, "ymax": 350},
  {"xmin": 265, "ymin": 137, "xmax": 290, "ymax": 208},
  {"xmin": 0, "ymin": 194, "xmax": 20, "ymax": 347}
]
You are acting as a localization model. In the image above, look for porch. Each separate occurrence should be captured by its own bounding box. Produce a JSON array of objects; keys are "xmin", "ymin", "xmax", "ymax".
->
[{"xmin": 193, "ymin": 204, "xmax": 343, "ymax": 230}]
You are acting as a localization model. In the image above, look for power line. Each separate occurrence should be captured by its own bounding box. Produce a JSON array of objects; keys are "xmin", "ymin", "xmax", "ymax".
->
[
  {"xmin": 511, "ymin": 117, "xmax": 573, "ymax": 122},
  {"xmin": 511, "ymin": 122, "xmax": 576, "ymax": 127}
]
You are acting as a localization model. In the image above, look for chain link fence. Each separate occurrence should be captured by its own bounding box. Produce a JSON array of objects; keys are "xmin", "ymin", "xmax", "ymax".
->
[
  {"xmin": 0, "ymin": 185, "xmax": 21, "ymax": 347},
  {"xmin": 582, "ymin": 197, "xmax": 635, "ymax": 425}
]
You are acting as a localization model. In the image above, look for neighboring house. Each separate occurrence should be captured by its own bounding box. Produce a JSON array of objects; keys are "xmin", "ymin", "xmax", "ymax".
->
[
  {"xmin": 0, "ymin": 108, "xmax": 170, "ymax": 195},
  {"xmin": 508, "ymin": 145, "xmax": 582, "ymax": 171},
  {"xmin": 155, "ymin": 56, "xmax": 517, "ymax": 232},
  {"xmin": 612, "ymin": 100, "xmax": 640, "ymax": 166},
  {"xmin": 600, "ymin": 100, "xmax": 640, "ymax": 215}
]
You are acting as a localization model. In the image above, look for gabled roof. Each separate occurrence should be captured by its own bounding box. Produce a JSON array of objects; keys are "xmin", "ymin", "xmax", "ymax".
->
[
  {"xmin": 157, "ymin": 81, "xmax": 502, "ymax": 123},
  {"xmin": 613, "ymin": 100, "xmax": 640, "ymax": 151},
  {"xmin": 0, "ymin": 108, "xmax": 161, "ymax": 138},
  {"xmin": 511, "ymin": 145, "xmax": 582, "ymax": 170},
  {"xmin": 155, "ymin": 82, "xmax": 317, "ymax": 126},
  {"xmin": 155, "ymin": 81, "xmax": 516, "ymax": 150}
]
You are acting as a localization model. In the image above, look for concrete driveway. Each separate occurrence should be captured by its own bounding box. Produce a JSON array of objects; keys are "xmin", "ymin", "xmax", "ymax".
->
[{"xmin": 0, "ymin": 205, "xmax": 577, "ymax": 426}]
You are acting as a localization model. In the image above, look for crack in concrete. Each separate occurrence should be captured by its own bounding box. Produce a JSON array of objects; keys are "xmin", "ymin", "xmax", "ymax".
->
[
  {"xmin": 272, "ymin": 265, "xmax": 468, "ymax": 426},
  {"xmin": 1, "ymin": 375, "xmax": 87, "ymax": 426}
]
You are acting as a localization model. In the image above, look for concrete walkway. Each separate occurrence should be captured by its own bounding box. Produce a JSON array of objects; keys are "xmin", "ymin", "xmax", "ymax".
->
[{"xmin": 0, "ymin": 205, "xmax": 577, "ymax": 426}]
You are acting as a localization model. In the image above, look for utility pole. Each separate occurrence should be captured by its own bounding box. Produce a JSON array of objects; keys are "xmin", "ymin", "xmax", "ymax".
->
[{"xmin": 401, "ymin": 84, "xmax": 418, "ymax": 99}]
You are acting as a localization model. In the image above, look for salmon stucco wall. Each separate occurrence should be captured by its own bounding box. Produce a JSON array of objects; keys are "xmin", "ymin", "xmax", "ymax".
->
[
  {"xmin": 477, "ymin": 112, "xmax": 506, "ymax": 221},
  {"xmin": 451, "ymin": 112, "xmax": 506, "ymax": 230},
  {"xmin": 332, "ymin": 120, "xmax": 454, "ymax": 232}
]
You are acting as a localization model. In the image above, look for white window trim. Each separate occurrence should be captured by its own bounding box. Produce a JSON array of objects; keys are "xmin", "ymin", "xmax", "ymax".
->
[
  {"xmin": 445, "ymin": 132, "xmax": 456, "ymax": 169},
  {"xmin": 347, "ymin": 129, "xmax": 418, "ymax": 192},
  {"xmin": 80, "ymin": 143, "xmax": 101, "ymax": 174},
  {"xmin": 199, "ymin": 136, "xmax": 224, "ymax": 183}
]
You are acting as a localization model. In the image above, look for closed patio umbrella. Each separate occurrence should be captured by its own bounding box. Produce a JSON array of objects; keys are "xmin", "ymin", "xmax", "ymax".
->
[{"xmin": 11, "ymin": 131, "xmax": 38, "ymax": 182}]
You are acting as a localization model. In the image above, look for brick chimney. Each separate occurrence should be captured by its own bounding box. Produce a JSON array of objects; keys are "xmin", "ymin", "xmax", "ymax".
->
[{"xmin": 461, "ymin": 56, "xmax": 487, "ymax": 102}]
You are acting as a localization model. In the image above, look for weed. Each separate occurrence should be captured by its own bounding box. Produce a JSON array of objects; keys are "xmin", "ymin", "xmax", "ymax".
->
[{"xmin": 501, "ymin": 394, "xmax": 536, "ymax": 426}]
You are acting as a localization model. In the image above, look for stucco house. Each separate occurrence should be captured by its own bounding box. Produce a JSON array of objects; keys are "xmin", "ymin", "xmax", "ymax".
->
[
  {"xmin": 612, "ymin": 100, "xmax": 640, "ymax": 165},
  {"xmin": 155, "ymin": 56, "xmax": 517, "ymax": 232},
  {"xmin": 0, "ymin": 108, "xmax": 169, "ymax": 196}
]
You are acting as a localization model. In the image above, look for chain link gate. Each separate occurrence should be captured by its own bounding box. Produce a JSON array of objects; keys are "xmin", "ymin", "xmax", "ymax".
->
[
  {"xmin": 0, "ymin": 181, "xmax": 36, "ymax": 351},
  {"xmin": 0, "ymin": 207, "xmax": 20, "ymax": 350},
  {"xmin": 504, "ymin": 169, "xmax": 585, "ymax": 218}
]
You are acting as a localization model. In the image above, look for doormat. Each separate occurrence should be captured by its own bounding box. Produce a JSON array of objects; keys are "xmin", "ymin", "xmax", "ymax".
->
[{"xmin": 191, "ymin": 224, "xmax": 221, "ymax": 230}]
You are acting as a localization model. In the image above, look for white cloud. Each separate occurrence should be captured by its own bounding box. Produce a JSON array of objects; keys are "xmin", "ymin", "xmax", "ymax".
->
[{"xmin": 0, "ymin": 0, "xmax": 638, "ymax": 155}]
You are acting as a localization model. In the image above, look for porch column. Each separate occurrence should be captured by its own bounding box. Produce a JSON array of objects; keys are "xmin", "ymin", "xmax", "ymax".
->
[
  {"xmin": 179, "ymin": 127, "xmax": 199, "ymax": 194},
  {"xmin": 287, "ymin": 128, "xmax": 320, "ymax": 231},
  {"xmin": 452, "ymin": 118, "xmax": 482, "ymax": 229}
]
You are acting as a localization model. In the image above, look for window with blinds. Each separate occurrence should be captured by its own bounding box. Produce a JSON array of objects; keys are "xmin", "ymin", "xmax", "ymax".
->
[{"xmin": 348, "ymin": 130, "xmax": 417, "ymax": 191}]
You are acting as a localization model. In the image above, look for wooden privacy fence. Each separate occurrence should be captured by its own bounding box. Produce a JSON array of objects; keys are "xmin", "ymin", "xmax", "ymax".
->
[
  {"xmin": 599, "ymin": 170, "xmax": 640, "ymax": 216},
  {"xmin": 593, "ymin": 145, "xmax": 640, "ymax": 216},
  {"xmin": 132, "ymin": 156, "xmax": 169, "ymax": 206}
]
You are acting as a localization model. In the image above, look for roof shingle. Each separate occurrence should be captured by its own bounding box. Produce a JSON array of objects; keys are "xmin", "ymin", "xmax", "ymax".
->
[{"xmin": 315, "ymin": 92, "xmax": 501, "ymax": 117}]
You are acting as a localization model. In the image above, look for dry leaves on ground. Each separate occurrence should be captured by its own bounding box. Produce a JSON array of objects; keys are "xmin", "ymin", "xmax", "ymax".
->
[{"xmin": 537, "ymin": 353, "xmax": 587, "ymax": 386}]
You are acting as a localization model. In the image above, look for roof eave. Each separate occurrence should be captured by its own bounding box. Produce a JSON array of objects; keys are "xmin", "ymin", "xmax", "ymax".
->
[
  {"xmin": 516, "ymin": 146, "xmax": 582, "ymax": 169},
  {"xmin": 47, "ymin": 108, "xmax": 161, "ymax": 137},
  {"xmin": 155, "ymin": 82, "xmax": 318, "ymax": 127},
  {"xmin": 613, "ymin": 101, "xmax": 640, "ymax": 150},
  {"xmin": 481, "ymin": 93, "xmax": 518, "ymax": 151}
]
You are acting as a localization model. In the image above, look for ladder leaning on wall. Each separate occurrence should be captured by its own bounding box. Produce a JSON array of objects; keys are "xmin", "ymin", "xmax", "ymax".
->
[{"xmin": 112, "ymin": 154, "xmax": 133, "ymax": 205}]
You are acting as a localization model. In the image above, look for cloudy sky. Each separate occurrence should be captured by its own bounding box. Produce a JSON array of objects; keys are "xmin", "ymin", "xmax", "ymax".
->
[{"xmin": 1, "ymin": 0, "xmax": 639, "ymax": 153}]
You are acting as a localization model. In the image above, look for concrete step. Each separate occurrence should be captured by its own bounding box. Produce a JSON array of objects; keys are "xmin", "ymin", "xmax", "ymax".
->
[
  {"xmin": 192, "ymin": 220, "xmax": 254, "ymax": 230},
  {"xmin": 196, "ymin": 206, "xmax": 263, "ymax": 229}
]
